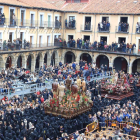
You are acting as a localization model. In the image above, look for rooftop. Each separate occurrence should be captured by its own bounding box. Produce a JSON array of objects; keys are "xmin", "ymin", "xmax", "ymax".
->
[{"xmin": 0, "ymin": 0, "xmax": 140, "ymax": 14}]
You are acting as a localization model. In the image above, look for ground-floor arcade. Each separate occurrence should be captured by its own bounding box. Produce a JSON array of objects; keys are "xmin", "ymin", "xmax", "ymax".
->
[{"xmin": 0, "ymin": 48, "xmax": 139, "ymax": 73}]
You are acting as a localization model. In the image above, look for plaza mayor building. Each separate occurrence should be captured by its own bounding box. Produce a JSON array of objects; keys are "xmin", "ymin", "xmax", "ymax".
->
[{"xmin": 0, "ymin": 0, "xmax": 140, "ymax": 73}]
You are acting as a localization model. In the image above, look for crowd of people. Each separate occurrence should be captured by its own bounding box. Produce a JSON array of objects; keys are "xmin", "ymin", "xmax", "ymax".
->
[
  {"xmin": 2, "ymin": 39, "xmax": 31, "ymax": 51},
  {"xmin": 0, "ymin": 60, "xmax": 139, "ymax": 140},
  {"xmin": 65, "ymin": 19, "xmax": 76, "ymax": 29},
  {"xmin": 98, "ymin": 21, "xmax": 110, "ymax": 31},
  {"xmin": 0, "ymin": 12, "xmax": 5, "ymax": 26},
  {"xmin": 64, "ymin": 38, "xmax": 136, "ymax": 54},
  {"xmin": 118, "ymin": 22, "xmax": 129, "ymax": 32}
]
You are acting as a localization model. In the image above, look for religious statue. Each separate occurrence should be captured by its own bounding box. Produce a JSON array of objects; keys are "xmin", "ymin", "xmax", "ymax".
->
[
  {"xmin": 115, "ymin": 72, "xmax": 118, "ymax": 83},
  {"xmin": 58, "ymin": 82, "xmax": 65, "ymax": 102},
  {"xmin": 71, "ymin": 81, "xmax": 78, "ymax": 95},
  {"xmin": 77, "ymin": 75, "xmax": 81, "ymax": 90},
  {"xmin": 81, "ymin": 78, "xmax": 86, "ymax": 92},
  {"xmin": 65, "ymin": 76, "xmax": 72, "ymax": 90},
  {"xmin": 52, "ymin": 79, "xmax": 59, "ymax": 96},
  {"xmin": 120, "ymin": 71, "xmax": 124, "ymax": 79},
  {"xmin": 112, "ymin": 71, "xmax": 116, "ymax": 84}
]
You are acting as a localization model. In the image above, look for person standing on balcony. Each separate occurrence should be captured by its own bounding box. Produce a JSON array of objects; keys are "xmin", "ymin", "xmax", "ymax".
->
[
  {"xmin": 85, "ymin": 22, "xmax": 88, "ymax": 30},
  {"xmin": 72, "ymin": 39, "xmax": 75, "ymax": 48},
  {"xmin": 72, "ymin": 19, "xmax": 75, "ymax": 28},
  {"xmin": 65, "ymin": 19, "xmax": 67, "ymax": 28},
  {"xmin": 103, "ymin": 21, "xmax": 106, "ymax": 31},
  {"xmin": 118, "ymin": 22, "xmax": 121, "ymax": 31},
  {"xmin": 129, "ymin": 43, "xmax": 132, "ymax": 54},
  {"xmin": 126, "ymin": 43, "xmax": 129, "ymax": 53},
  {"xmin": 98, "ymin": 22, "xmax": 100, "ymax": 31},
  {"xmin": 88, "ymin": 21, "xmax": 91, "ymax": 30},
  {"xmin": 82, "ymin": 39, "xmax": 84, "ymax": 48},
  {"xmin": 24, "ymin": 39, "xmax": 27, "ymax": 49},
  {"xmin": 136, "ymin": 22, "xmax": 139, "ymax": 32},
  {"xmin": 132, "ymin": 43, "xmax": 136, "ymax": 54},
  {"xmin": 100, "ymin": 22, "xmax": 103, "ymax": 31},
  {"xmin": 77, "ymin": 38, "xmax": 79, "ymax": 48},
  {"xmin": 126, "ymin": 23, "xmax": 129, "ymax": 32},
  {"xmin": 79, "ymin": 38, "xmax": 82, "ymax": 49},
  {"xmin": 106, "ymin": 21, "xmax": 110, "ymax": 31},
  {"xmin": 13, "ymin": 13, "xmax": 16, "ymax": 26},
  {"xmin": 121, "ymin": 22, "xmax": 123, "ymax": 32},
  {"xmin": 16, "ymin": 39, "xmax": 19, "ymax": 50}
]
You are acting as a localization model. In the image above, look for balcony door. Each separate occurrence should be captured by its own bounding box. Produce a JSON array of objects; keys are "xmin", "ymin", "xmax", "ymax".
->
[
  {"xmin": 40, "ymin": 15, "xmax": 43, "ymax": 27},
  {"xmin": 31, "ymin": 14, "xmax": 34, "ymax": 27},
  {"xmin": 48, "ymin": 15, "xmax": 51, "ymax": 27},
  {"xmin": 30, "ymin": 36, "xmax": 33, "ymax": 47},
  {"xmin": 21, "ymin": 10, "xmax": 25, "ymax": 26},
  {"xmin": 10, "ymin": 9, "xmax": 14, "ymax": 26},
  {"xmin": 39, "ymin": 35, "xmax": 42, "ymax": 47},
  {"xmin": 47, "ymin": 35, "xmax": 50, "ymax": 46}
]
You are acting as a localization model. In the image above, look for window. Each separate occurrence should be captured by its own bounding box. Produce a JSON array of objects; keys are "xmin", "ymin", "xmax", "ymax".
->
[
  {"xmin": 102, "ymin": 17, "xmax": 109, "ymax": 23},
  {"xmin": 21, "ymin": 10, "xmax": 25, "ymax": 26},
  {"xmin": 84, "ymin": 17, "xmax": 91, "ymax": 30},
  {"xmin": 10, "ymin": 9, "xmax": 15, "ymax": 26},
  {"xmin": 118, "ymin": 37, "xmax": 126, "ymax": 44},
  {"xmin": 30, "ymin": 13, "xmax": 35, "ymax": 27},
  {"xmin": 40, "ymin": 15, "xmax": 43, "ymax": 27},
  {"xmin": 100, "ymin": 36, "xmax": 107, "ymax": 43},
  {"xmin": 48, "ymin": 15, "xmax": 51, "ymax": 27},
  {"xmin": 120, "ymin": 17, "xmax": 128, "ymax": 23}
]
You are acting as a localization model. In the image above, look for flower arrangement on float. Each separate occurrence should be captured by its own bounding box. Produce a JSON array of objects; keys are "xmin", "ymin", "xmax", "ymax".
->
[
  {"xmin": 101, "ymin": 81, "xmax": 131, "ymax": 95},
  {"xmin": 45, "ymin": 90, "xmax": 93, "ymax": 114}
]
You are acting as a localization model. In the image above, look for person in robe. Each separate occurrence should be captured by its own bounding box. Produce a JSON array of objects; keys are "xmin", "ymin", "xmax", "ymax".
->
[
  {"xmin": 77, "ymin": 75, "xmax": 81, "ymax": 90},
  {"xmin": 52, "ymin": 79, "xmax": 59, "ymax": 97},
  {"xmin": 58, "ymin": 82, "xmax": 65, "ymax": 102},
  {"xmin": 65, "ymin": 76, "xmax": 72, "ymax": 90}
]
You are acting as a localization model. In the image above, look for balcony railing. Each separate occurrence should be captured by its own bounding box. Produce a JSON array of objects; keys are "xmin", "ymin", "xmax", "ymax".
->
[
  {"xmin": 38, "ymin": 21, "xmax": 47, "ymax": 28},
  {"xmin": 81, "ymin": 25, "xmax": 93, "ymax": 32},
  {"xmin": 65, "ymin": 21, "xmax": 76, "ymax": 29},
  {"xmin": 116, "ymin": 24, "xmax": 129, "ymax": 33},
  {"xmin": 47, "ymin": 21, "xmax": 54, "ymax": 28},
  {"xmin": 97, "ymin": 25, "xmax": 110, "ymax": 33}
]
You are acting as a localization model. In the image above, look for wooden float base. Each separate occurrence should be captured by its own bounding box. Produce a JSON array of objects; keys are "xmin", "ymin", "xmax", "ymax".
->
[
  {"xmin": 101, "ymin": 92, "xmax": 134, "ymax": 101},
  {"xmin": 44, "ymin": 105, "xmax": 92, "ymax": 119}
]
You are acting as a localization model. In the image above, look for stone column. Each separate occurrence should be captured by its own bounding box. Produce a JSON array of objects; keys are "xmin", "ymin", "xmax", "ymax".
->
[
  {"xmin": 12, "ymin": 59, "xmax": 17, "ymax": 68},
  {"xmin": 22, "ymin": 57, "xmax": 26, "ymax": 69},
  {"xmin": 47, "ymin": 57, "xmax": 51, "ymax": 66},
  {"xmin": 75, "ymin": 56, "xmax": 79, "ymax": 64},
  {"xmin": 0, "ymin": 60, "xmax": 5, "ymax": 70},
  {"xmin": 55, "ymin": 57, "xmax": 59, "ymax": 66},
  {"xmin": 31, "ymin": 60, "xmax": 35, "ymax": 72},
  {"xmin": 128, "ymin": 64, "xmax": 132, "ymax": 74}
]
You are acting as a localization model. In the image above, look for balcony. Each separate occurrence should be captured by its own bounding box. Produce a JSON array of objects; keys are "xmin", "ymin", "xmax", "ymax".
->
[
  {"xmin": 97, "ymin": 25, "xmax": 110, "ymax": 33},
  {"xmin": 0, "ymin": 17, "xmax": 6, "ymax": 27},
  {"xmin": 54, "ymin": 21, "xmax": 61, "ymax": 29},
  {"xmin": 116, "ymin": 24, "xmax": 129, "ymax": 34},
  {"xmin": 29, "ymin": 20, "xmax": 38, "ymax": 28},
  {"xmin": 18, "ymin": 19, "xmax": 29, "ymax": 27},
  {"xmin": 47, "ymin": 21, "xmax": 54, "ymax": 28},
  {"xmin": 81, "ymin": 25, "xmax": 93, "ymax": 32},
  {"xmin": 1, "ymin": 43, "xmax": 60, "ymax": 53},
  {"xmin": 38, "ymin": 21, "xmax": 48, "ymax": 28},
  {"xmin": 65, "ymin": 21, "xmax": 76, "ymax": 30}
]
